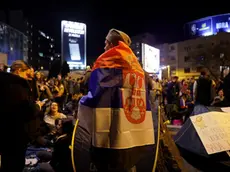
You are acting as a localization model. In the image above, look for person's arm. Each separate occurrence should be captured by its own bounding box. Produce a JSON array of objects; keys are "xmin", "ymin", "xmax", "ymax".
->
[
  {"xmin": 193, "ymin": 81, "xmax": 197, "ymax": 102},
  {"xmin": 57, "ymin": 84, "xmax": 64, "ymax": 97},
  {"xmin": 158, "ymin": 83, "xmax": 162, "ymax": 92},
  {"xmin": 83, "ymin": 71, "xmax": 91, "ymax": 86},
  {"xmin": 35, "ymin": 81, "xmax": 41, "ymax": 100},
  {"xmin": 180, "ymin": 98, "xmax": 187, "ymax": 109},
  {"xmin": 44, "ymin": 85, "xmax": 53, "ymax": 100},
  {"xmin": 210, "ymin": 80, "xmax": 215, "ymax": 102}
]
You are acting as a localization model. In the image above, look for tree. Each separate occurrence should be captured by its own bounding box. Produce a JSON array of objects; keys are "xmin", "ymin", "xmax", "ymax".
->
[
  {"xmin": 61, "ymin": 61, "xmax": 70, "ymax": 78},
  {"xmin": 48, "ymin": 59, "xmax": 61, "ymax": 79},
  {"xmin": 189, "ymin": 41, "xmax": 230, "ymax": 79}
]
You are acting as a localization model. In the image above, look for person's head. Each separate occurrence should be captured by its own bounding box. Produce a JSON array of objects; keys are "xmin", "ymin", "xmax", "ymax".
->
[
  {"xmin": 35, "ymin": 71, "xmax": 41, "ymax": 80},
  {"xmin": 27, "ymin": 67, "xmax": 34, "ymax": 80},
  {"xmin": 54, "ymin": 79, "xmax": 62, "ymax": 86},
  {"xmin": 183, "ymin": 81, "xmax": 188, "ymax": 87},
  {"xmin": 172, "ymin": 76, "xmax": 178, "ymax": 82},
  {"xmin": 10, "ymin": 60, "xmax": 30, "ymax": 79},
  {"xmin": 50, "ymin": 102, "xmax": 59, "ymax": 114},
  {"xmin": 62, "ymin": 118, "xmax": 73, "ymax": 134},
  {"xmin": 181, "ymin": 79, "xmax": 185, "ymax": 85},
  {"xmin": 223, "ymin": 68, "xmax": 229, "ymax": 78},
  {"xmin": 218, "ymin": 89, "xmax": 224, "ymax": 97},
  {"xmin": 190, "ymin": 76, "xmax": 195, "ymax": 83},
  {"xmin": 200, "ymin": 70, "xmax": 208, "ymax": 78},
  {"xmin": 56, "ymin": 118, "xmax": 73, "ymax": 135},
  {"xmin": 0, "ymin": 63, "xmax": 8, "ymax": 72},
  {"xmin": 104, "ymin": 29, "xmax": 131, "ymax": 51},
  {"xmin": 57, "ymin": 74, "xmax": 62, "ymax": 80}
]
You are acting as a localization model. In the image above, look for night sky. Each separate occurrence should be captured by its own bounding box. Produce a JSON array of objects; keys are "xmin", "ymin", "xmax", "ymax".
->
[{"xmin": 2, "ymin": 2, "xmax": 230, "ymax": 58}]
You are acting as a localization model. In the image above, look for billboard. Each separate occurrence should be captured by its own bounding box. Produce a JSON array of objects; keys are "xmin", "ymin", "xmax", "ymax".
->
[
  {"xmin": 212, "ymin": 14, "xmax": 230, "ymax": 33},
  {"xmin": 141, "ymin": 44, "xmax": 160, "ymax": 73},
  {"xmin": 188, "ymin": 18, "xmax": 212, "ymax": 37},
  {"xmin": 185, "ymin": 13, "xmax": 230, "ymax": 38},
  {"xmin": 61, "ymin": 20, "xmax": 86, "ymax": 69}
]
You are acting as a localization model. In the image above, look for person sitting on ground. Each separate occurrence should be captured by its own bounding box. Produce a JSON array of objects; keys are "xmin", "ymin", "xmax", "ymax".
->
[{"xmin": 44, "ymin": 102, "xmax": 67, "ymax": 135}]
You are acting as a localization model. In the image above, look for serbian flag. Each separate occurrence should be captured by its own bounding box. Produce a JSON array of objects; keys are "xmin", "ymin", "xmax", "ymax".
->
[{"xmin": 75, "ymin": 41, "xmax": 155, "ymax": 170}]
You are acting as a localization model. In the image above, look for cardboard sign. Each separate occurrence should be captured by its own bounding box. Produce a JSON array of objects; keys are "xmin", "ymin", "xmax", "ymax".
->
[
  {"xmin": 190, "ymin": 111, "xmax": 230, "ymax": 155},
  {"xmin": 221, "ymin": 107, "xmax": 230, "ymax": 113}
]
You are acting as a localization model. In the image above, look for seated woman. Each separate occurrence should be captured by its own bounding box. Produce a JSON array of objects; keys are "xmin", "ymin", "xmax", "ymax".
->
[
  {"xmin": 211, "ymin": 89, "xmax": 225, "ymax": 106},
  {"xmin": 44, "ymin": 102, "xmax": 67, "ymax": 136}
]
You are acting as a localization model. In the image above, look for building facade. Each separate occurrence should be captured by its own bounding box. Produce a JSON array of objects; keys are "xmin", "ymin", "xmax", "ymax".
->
[
  {"xmin": 0, "ymin": 10, "xmax": 56, "ymax": 69},
  {"xmin": 0, "ymin": 21, "xmax": 28, "ymax": 65},
  {"xmin": 131, "ymin": 33, "xmax": 156, "ymax": 63},
  {"xmin": 26, "ymin": 24, "xmax": 56, "ymax": 70},
  {"xmin": 157, "ymin": 32, "xmax": 230, "ymax": 79}
]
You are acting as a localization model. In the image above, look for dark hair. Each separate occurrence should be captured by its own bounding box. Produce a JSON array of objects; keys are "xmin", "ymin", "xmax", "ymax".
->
[
  {"xmin": 181, "ymin": 79, "xmax": 185, "ymax": 84},
  {"xmin": 200, "ymin": 71, "xmax": 206, "ymax": 76},
  {"xmin": 173, "ymin": 76, "xmax": 178, "ymax": 80},
  {"xmin": 61, "ymin": 118, "xmax": 73, "ymax": 134},
  {"xmin": 45, "ymin": 101, "xmax": 60, "ymax": 116}
]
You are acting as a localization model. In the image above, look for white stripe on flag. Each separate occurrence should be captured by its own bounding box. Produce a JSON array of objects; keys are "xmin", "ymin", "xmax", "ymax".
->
[{"xmin": 92, "ymin": 108, "xmax": 154, "ymax": 149}]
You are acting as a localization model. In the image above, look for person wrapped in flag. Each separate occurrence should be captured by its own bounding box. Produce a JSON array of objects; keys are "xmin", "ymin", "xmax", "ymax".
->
[{"xmin": 72, "ymin": 29, "xmax": 155, "ymax": 172}]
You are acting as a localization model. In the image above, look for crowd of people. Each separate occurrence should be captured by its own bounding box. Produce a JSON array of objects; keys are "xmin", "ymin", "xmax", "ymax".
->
[
  {"xmin": 1, "ymin": 27, "xmax": 230, "ymax": 172},
  {"xmin": 0, "ymin": 60, "xmax": 92, "ymax": 172},
  {"xmin": 148, "ymin": 69, "xmax": 230, "ymax": 125}
]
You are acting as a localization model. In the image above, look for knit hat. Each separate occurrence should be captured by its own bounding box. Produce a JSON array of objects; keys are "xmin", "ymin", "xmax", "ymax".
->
[
  {"xmin": 10, "ymin": 60, "xmax": 30, "ymax": 72},
  {"xmin": 106, "ymin": 28, "xmax": 131, "ymax": 46}
]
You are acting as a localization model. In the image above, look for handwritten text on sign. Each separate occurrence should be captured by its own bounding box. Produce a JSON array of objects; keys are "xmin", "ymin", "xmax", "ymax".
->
[{"xmin": 190, "ymin": 111, "xmax": 230, "ymax": 155}]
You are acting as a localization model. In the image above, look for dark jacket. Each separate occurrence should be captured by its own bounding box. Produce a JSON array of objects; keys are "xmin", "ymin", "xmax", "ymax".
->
[
  {"xmin": 223, "ymin": 73, "xmax": 230, "ymax": 103},
  {"xmin": 167, "ymin": 81, "xmax": 180, "ymax": 104},
  {"xmin": 50, "ymin": 134, "xmax": 73, "ymax": 172},
  {"xmin": 27, "ymin": 78, "xmax": 40, "ymax": 101},
  {"xmin": 0, "ymin": 72, "xmax": 41, "ymax": 149},
  {"xmin": 82, "ymin": 70, "xmax": 91, "ymax": 94},
  {"xmin": 196, "ymin": 76, "xmax": 212, "ymax": 106}
]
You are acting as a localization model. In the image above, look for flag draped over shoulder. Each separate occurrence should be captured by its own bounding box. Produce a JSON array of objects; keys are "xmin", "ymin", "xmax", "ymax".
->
[{"xmin": 77, "ymin": 41, "xmax": 154, "ymax": 150}]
